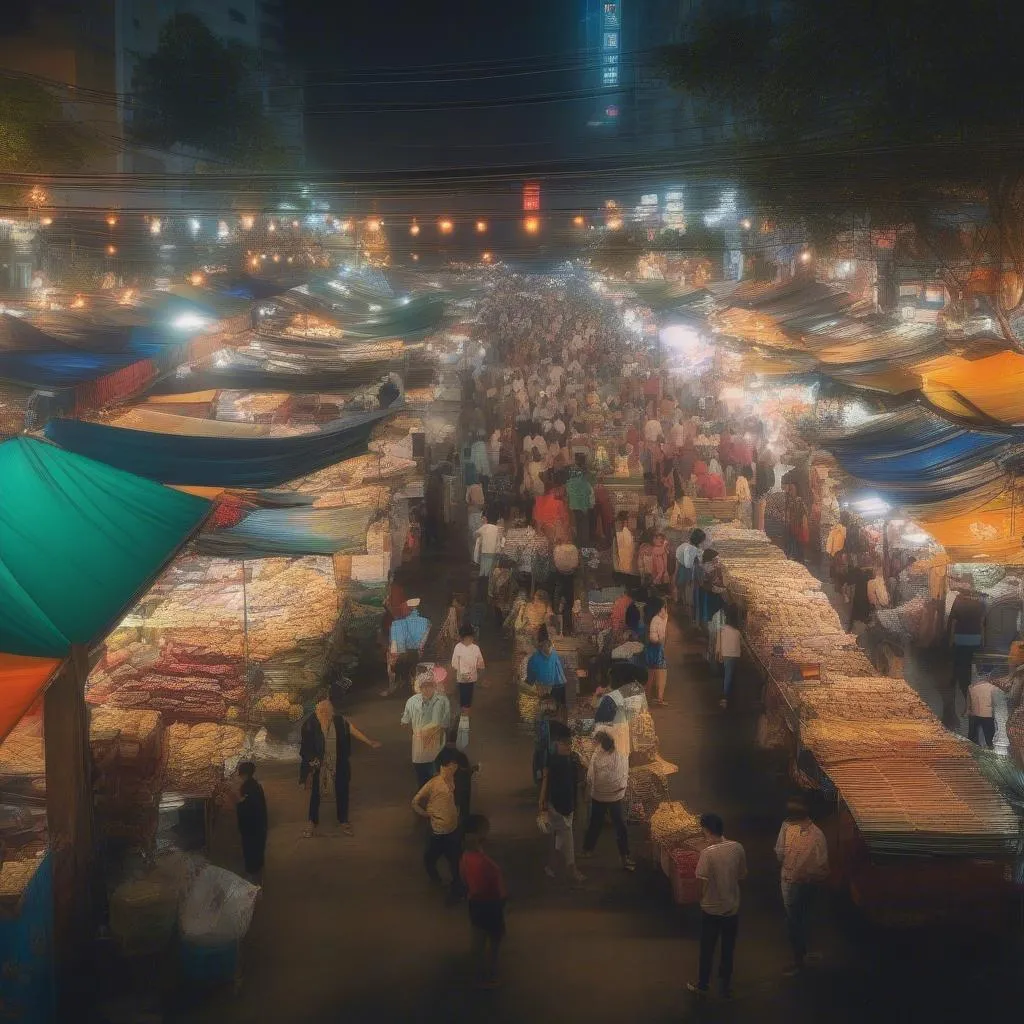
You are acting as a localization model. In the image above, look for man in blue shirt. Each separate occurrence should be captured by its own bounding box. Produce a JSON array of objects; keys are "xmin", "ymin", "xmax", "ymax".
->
[
  {"xmin": 384, "ymin": 598, "xmax": 431, "ymax": 697},
  {"xmin": 526, "ymin": 626, "xmax": 567, "ymax": 707}
]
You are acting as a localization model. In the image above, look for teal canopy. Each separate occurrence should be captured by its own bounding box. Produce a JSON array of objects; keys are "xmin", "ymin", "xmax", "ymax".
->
[{"xmin": 0, "ymin": 437, "xmax": 211, "ymax": 657}]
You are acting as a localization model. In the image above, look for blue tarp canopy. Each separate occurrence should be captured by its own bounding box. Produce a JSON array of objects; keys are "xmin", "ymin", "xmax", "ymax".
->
[
  {"xmin": 44, "ymin": 406, "xmax": 396, "ymax": 488},
  {"xmin": 196, "ymin": 504, "xmax": 379, "ymax": 557}
]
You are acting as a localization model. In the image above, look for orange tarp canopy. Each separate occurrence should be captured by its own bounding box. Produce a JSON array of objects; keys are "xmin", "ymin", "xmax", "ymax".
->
[
  {"xmin": 0, "ymin": 654, "xmax": 61, "ymax": 745},
  {"xmin": 919, "ymin": 351, "xmax": 1024, "ymax": 424}
]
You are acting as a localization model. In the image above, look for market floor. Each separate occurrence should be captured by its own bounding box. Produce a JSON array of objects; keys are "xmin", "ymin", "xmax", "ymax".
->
[{"xmin": 160, "ymin": 545, "xmax": 1023, "ymax": 1024}]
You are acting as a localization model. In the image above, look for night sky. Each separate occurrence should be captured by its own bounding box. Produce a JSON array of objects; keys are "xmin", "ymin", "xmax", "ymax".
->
[{"xmin": 283, "ymin": 0, "xmax": 586, "ymax": 173}]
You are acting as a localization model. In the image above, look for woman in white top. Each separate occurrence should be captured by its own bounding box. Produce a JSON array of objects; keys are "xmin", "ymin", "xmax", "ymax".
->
[
  {"xmin": 645, "ymin": 596, "xmax": 670, "ymax": 706},
  {"xmin": 582, "ymin": 731, "xmax": 634, "ymax": 870}
]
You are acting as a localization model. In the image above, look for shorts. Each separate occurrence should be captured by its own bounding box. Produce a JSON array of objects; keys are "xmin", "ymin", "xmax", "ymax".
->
[
  {"xmin": 644, "ymin": 642, "xmax": 666, "ymax": 669},
  {"xmin": 468, "ymin": 898, "xmax": 506, "ymax": 938},
  {"xmin": 458, "ymin": 681, "xmax": 476, "ymax": 708}
]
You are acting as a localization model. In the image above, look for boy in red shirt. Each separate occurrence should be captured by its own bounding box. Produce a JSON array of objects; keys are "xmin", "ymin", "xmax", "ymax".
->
[{"xmin": 460, "ymin": 814, "xmax": 507, "ymax": 987}]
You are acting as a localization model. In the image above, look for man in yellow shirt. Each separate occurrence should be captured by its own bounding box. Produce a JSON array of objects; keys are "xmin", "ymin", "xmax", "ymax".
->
[{"xmin": 412, "ymin": 749, "xmax": 464, "ymax": 903}]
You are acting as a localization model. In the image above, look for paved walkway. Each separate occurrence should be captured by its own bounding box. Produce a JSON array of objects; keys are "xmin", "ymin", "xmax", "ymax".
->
[{"xmin": 147, "ymin": 538, "xmax": 1023, "ymax": 1024}]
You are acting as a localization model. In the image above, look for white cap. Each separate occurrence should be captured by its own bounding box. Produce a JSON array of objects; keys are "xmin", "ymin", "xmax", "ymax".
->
[{"xmin": 407, "ymin": 598, "xmax": 421, "ymax": 608}]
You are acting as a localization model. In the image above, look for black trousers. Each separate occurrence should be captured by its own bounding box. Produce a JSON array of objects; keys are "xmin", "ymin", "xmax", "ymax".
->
[
  {"xmin": 583, "ymin": 798, "xmax": 628, "ymax": 856},
  {"xmin": 968, "ymin": 715, "xmax": 996, "ymax": 748},
  {"xmin": 424, "ymin": 829, "xmax": 464, "ymax": 896},
  {"xmin": 952, "ymin": 643, "xmax": 977, "ymax": 696},
  {"xmin": 572, "ymin": 508, "xmax": 591, "ymax": 547},
  {"xmin": 551, "ymin": 570, "xmax": 576, "ymax": 634},
  {"xmin": 698, "ymin": 911, "xmax": 739, "ymax": 991},
  {"xmin": 308, "ymin": 764, "xmax": 350, "ymax": 825}
]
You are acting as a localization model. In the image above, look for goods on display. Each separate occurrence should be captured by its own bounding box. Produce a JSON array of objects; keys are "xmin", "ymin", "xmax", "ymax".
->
[
  {"xmin": 649, "ymin": 800, "xmax": 702, "ymax": 851},
  {"xmin": 163, "ymin": 723, "xmax": 247, "ymax": 795}
]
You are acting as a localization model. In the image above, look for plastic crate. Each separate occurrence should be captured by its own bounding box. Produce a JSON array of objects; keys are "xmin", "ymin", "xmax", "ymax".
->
[{"xmin": 668, "ymin": 847, "xmax": 701, "ymax": 905}]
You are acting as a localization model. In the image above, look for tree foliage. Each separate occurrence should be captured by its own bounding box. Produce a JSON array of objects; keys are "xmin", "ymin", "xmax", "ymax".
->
[
  {"xmin": 130, "ymin": 14, "xmax": 285, "ymax": 169},
  {"xmin": 0, "ymin": 74, "xmax": 93, "ymax": 175},
  {"xmin": 659, "ymin": 0, "xmax": 1024, "ymax": 344}
]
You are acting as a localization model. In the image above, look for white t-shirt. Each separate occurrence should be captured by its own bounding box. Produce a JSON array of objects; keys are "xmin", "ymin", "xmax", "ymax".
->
[
  {"xmin": 696, "ymin": 839, "xmax": 747, "ymax": 915},
  {"xmin": 774, "ymin": 822, "xmax": 828, "ymax": 884},
  {"xmin": 968, "ymin": 680, "xmax": 999, "ymax": 718},
  {"xmin": 451, "ymin": 641, "xmax": 485, "ymax": 683},
  {"xmin": 644, "ymin": 419, "xmax": 663, "ymax": 442}
]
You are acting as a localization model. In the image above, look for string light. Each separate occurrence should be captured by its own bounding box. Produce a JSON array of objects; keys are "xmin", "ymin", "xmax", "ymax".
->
[
  {"xmin": 149, "ymin": 218, "xmax": 161, "ymax": 235},
  {"xmin": 106, "ymin": 245, "xmax": 117, "ymax": 255},
  {"xmin": 241, "ymin": 215, "xmax": 255, "ymax": 230},
  {"xmin": 476, "ymin": 220, "xmax": 487, "ymax": 233},
  {"xmin": 410, "ymin": 220, "xmax": 420, "ymax": 236},
  {"xmin": 573, "ymin": 215, "xmax": 585, "ymax": 227},
  {"xmin": 438, "ymin": 218, "xmax": 454, "ymax": 234},
  {"xmin": 523, "ymin": 216, "xmax": 540, "ymax": 234},
  {"xmin": 106, "ymin": 214, "xmax": 118, "ymax": 227}
]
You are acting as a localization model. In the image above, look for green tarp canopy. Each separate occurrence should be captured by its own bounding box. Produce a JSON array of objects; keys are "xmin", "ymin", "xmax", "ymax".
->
[{"xmin": 0, "ymin": 437, "xmax": 211, "ymax": 657}]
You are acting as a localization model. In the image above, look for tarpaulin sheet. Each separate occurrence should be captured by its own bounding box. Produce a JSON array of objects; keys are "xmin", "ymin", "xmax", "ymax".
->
[
  {"xmin": 146, "ymin": 359, "xmax": 432, "ymax": 395},
  {"xmin": 0, "ymin": 437, "xmax": 211, "ymax": 657},
  {"xmin": 918, "ymin": 350, "xmax": 1024, "ymax": 425},
  {"xmin": 0, "ymin": 654, "xmax": 61, "ymax": 745},
  {"xmin": 0, "ymin": 345, "xmax": 168, "ymax": 389},
  {"xmin": 196, "ymin": 503, "xmax": 378, "ymax": 557},
  {"xmin": 111, "ymin": 408, "xmax": 270, "ymax": 437},
  {"xmin": 44, "ymin": 406, "xmax": 396, "ymax": 488}
]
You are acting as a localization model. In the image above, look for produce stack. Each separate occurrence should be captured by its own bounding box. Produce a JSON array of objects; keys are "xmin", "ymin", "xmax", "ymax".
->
[
  {"xmin": 162, "ymin": 723, "xmax": 248, "ymax": 796},
  {"xmin": 649, "ymin": 800, "xmax": 706, "ymax": 904},
  {"xmin": 90, "ymin": 707, "xmax": 165, "ymax": 849},
  {"xmin": 0, "ymin": 717, "xmax": 47, "ymax": 898}
]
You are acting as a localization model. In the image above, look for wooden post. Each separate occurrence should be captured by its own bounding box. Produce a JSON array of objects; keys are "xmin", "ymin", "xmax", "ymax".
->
[{"xmin": 43, "ymin": 645, "xmax": 94, "ymax": 1007}]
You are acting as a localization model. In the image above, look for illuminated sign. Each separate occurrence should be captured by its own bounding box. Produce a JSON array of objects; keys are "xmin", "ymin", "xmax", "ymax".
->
[
  {"xmin": 601, "ymin": 2, "xmax": 620, "ymax": 86},
  {"xmin": 640, "ymin": 194, "xmax": 658, "ymax": 206},
  {"xmin": 522, "ymin": 181, "xmax": 541, "ymax": 212}
]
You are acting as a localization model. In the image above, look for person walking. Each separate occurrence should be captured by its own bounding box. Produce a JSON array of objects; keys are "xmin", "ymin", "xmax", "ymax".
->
[
  {"xmin": 612, "ymin": 510, "xmax": 638, "ymax": 587},
  {"xmin": 581, "ymin": 730, "xmax": 635, "ymax": 871},
  {"xmin": 412, "ymin": 748, "xmax": 464, "ymax": 903},
  {"xmin": 451, "ymin": 623, "xmax": 485, "ymax": 713},
  {"xmin": 967, "ymin": 674, "xmax": 1000, "ymax": 748},
  {"xmin": 383, "ymin": 597, "xmax": 430, "ymax": 697},
  {"xmin": 566, "ymin": 458, "xmax": 595, "ymax": 547},
  {"xmin": 775, "ymin": 798, "xmax": 829, "ymax": 975},
  {"xmin": 551, "ymin": 533, "xmax": 580, "ymax": 634},
  {"xmin": 460, "ymin": 814, "xmax": 507, "ymax": 987},
  {"xmin": 299, "ymin": 690, "xmax": 381, "ymax": 838},
  {"xmin": 715, "ymin": 609, "xmax": 742, "ymax": 710},
  {"xmin": 473, "ymin": 511, "xmax": 504, "ymax": 600},
  {"xmin": 645, "ymin": 595, "xmax": 669, "ymax": 707},
  {"xmin": 526, "ymin": 625, "xmax": 568, "ymax": 708},
  {"xmin": 688, "ymin": 812, "xmax": 747, "ymax": 999},
  {"xmin": 401, "ymin": 672, "xmax": 451, "ymax": 789},
  {"xmin": 235, "ymin": 761, "xmax": 267, "ymax": 883},
  {"xmin": 538, "ymin": 721, "xmax": 585, "ymax": 883}
]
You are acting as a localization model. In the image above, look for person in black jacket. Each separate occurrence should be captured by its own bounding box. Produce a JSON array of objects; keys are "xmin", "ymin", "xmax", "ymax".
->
[
  {"xmin": 236, "ymin": 761, "xmax": 268, "ymax": 883},
  {"xmin": 299, "ymin": 690, "xmax": 381, "ymax": 838}
]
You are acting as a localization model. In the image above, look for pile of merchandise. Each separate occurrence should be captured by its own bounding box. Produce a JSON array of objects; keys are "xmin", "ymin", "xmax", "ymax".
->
[
  {"xmin": 0, "ymin": 716, "xmax": 47, "ymax": 899},
  {"xmin": 163, "ymin": 723, "xmax": 248, "ymax": 796},
  {"xmin": 90, "ymin": 707, "xmax": 165, "ymax": 847}
]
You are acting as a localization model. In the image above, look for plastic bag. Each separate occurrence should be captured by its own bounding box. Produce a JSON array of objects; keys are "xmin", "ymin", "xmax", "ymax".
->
[
  {"xmin": 456, "ymin": 714, "xmax": 470, "ymax": 752},
  {"xmin": 180, "ymin": 864, "xmax": 259, "ymax": 946}
]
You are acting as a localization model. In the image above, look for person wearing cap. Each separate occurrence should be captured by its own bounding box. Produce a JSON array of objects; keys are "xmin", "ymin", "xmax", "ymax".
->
[
  {"xmin": 384, "ymin": 598, "xmax": 431, "ymax": 697},
  {"xmin": 402, "ymin": 671, "xmax": 452, "ymax": 789},
  {"xmin": 526, "ymin": 626, "xmax": 567, "ymax": 707}
]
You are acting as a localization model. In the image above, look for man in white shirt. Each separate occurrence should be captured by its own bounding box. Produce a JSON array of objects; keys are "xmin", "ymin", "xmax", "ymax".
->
[
  {"xmin": 581, "ymin": 730, "xmax": 634, "ymax": 871},
  {"xmin": 451, "ymin": 624, "xmax": 485, "ymax": 711},
  {"xmin": 644, "ymin": 417, "xmax": 664, "ymax": 444},
  {"xmin": 473, "ymin": 514, "xmax": 504, "ymax": 590},
  {"xmin": 774, "ymin": 799, "xmax": 829, "ymax": 974},
  {"xmin": 401, "ymin": 675, "xmax": 451, "ymax": 789},
  {"xmin": 689, "ymin": 813, "xmax": 747, "ymax": 999},
  {"xmin": 967, "ymin": 677, "xmax": 1000, "ymax": 748}
]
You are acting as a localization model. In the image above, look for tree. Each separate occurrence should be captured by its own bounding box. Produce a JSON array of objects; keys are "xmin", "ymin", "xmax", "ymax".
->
[
  {"xmin": 130, "ymin": 14, "xmax": 285, "ymax": 169},
  {"xmin": 659, "ymin": 0, "xmax": 1024, "ymax": 346},
  {"xmin": 0, "ymin": 74, "xmax": 93, "ymax": 177}
]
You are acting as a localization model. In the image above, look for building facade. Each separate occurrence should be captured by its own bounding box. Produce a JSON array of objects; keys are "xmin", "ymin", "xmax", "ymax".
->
[{"xmin": 114, "ymin": 0, "xmax": 304, "ymax": 172}]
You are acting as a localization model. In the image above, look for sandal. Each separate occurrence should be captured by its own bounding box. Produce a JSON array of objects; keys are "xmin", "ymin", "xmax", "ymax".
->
[{"xmin": 340, "ymin": 823, "xmax": 355, "ymax": 837}]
